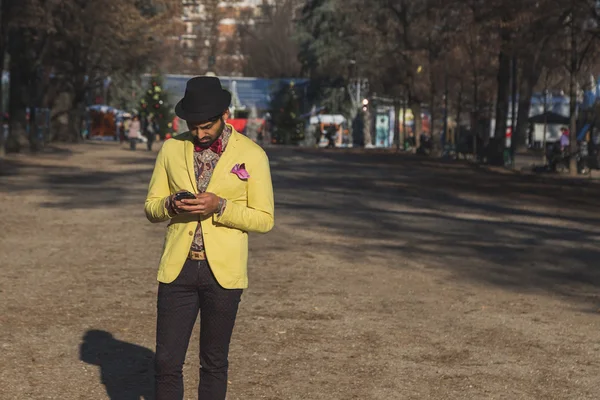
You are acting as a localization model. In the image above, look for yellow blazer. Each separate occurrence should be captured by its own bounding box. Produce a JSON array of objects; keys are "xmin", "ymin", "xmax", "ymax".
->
[{"xmin": 144, "ymin": 126, "xmax": 274, "ymax": 288}]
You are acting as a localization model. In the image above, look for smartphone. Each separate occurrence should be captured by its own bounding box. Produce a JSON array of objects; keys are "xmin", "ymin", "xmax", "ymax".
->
[{"xmin": 174, "ymin": 191, "xmax": 197, "ymax": 201}]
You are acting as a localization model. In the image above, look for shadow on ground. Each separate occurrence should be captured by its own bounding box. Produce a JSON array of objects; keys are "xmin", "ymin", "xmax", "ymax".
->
[
  {"xmin": 2, "ymin": 144, "xmax": 599, "ymax": 306},
  {"xmin": 80, "ymin": 330, "xmax": 155, "ymax": 400},
  {"xmin": 268, "ymin": 148, "xmax": 600, "ymax": 307},
  {"xmin": 0, "ymin": 146, "xmax": 153, "ymax": 209}
]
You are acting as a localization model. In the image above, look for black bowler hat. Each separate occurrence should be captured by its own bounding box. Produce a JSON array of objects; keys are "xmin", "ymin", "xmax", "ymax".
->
[{"xmin": 174, "ymin": 76, "xmax": 232, "ymax": 122}]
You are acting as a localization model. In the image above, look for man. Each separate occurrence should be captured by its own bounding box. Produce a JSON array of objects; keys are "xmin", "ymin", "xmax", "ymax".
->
[
  {"xmin": 560, "ymin": 126, "xmax": 570, "ymax": 151},
  {"xmin": 144, "ymin": 76, "xmax": 274, "ymax": 400},
  {"xmin": 325, "ymin": 124, "xmax": 337, "ymax": 148},
  {"xmin": 128, "ymin": 115, "xmax": 141, "ymax": 150},
  {"xmin": 143, "ymin": 114, "xmax": 157, "ymax": 152}
]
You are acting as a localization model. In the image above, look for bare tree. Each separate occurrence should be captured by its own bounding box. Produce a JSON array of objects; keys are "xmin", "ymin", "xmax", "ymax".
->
[
  {"xmin": 239, "ymin": 0, "xmax": 302, "ymax": 78},
  {"xmin": 0, "ymin": 0, "xmax": 20, "ymax": 157},
  {"xmin": 3, "ymin": 0, "xmax": 180, "ymax": 149},
  {"xmin": 298, "ymin": 0, "xmax": 600, "ymax": 170}
]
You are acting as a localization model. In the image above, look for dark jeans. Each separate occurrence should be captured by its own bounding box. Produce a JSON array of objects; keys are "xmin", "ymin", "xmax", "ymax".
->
[{"xmin": 155, "ymin": 259, "xmax": 243, "ymax": 400}]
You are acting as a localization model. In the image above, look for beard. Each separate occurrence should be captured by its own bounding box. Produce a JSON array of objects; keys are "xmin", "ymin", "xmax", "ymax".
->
[{"xmin": 197, "ymin": 118, "xmax": 225, "ymax": 148}]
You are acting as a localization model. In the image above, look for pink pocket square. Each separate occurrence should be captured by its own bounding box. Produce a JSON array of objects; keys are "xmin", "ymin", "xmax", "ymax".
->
[{"xmin": 231, "ymin": 163, "xmax": 250, "ymax": 180}]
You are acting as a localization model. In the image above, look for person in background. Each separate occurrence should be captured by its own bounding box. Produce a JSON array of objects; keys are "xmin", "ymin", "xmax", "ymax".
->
[
  {"xmin": 560, "ymin": 126, "xmax": 570, "ymax": 152},
  {"xmin": 314, "ymin": 124, "xmax": 323, "ymax": 147},
  {"xmin": 326, "ymin": 124, "xmax": 337, "ymax": 148},
  {"xmin": 128, "ymin": 115, "xmax": 141, "ymax": 150},
  {"xmin": 145, "ymin": 114, "xmax": 156, "ymax": 151}
]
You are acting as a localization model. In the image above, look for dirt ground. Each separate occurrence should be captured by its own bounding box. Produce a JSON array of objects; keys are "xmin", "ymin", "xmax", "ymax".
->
[{"xmin": 1, "ymin": 141, "xmax": 600, "ymax": 400}]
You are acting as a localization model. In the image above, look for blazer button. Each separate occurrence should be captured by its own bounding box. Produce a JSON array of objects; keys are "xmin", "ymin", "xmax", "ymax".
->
[{"xmin": 189, "ymin": 231, "xmax": 194, "ymax": 236}]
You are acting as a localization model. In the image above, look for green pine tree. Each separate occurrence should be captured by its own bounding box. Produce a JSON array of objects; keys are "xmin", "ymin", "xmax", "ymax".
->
[
  {"xmin": 271, "ymin": 82, "xmax": 305, "ymax": 145},
  {"xmin": 139, "ymin": 75, "xmax": 174, "ymax": 139}
]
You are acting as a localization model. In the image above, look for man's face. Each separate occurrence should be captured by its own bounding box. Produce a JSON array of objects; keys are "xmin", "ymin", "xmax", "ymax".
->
[{"xmin": 187, "ymin": 111, "xmax": 228, "ymax": 147}]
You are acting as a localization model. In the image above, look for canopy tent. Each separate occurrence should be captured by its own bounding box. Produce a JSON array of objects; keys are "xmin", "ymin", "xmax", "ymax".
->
[
  {"xmin": 157, "ymin": 75, "xmax": 309, "ymax": 113},
  {"xmin": 309, "ymin": 114, "xmax": 346, "ymax": 125},
  {"xmin": 87, "ymin": 104, "xmax": 129, "ymax": 117},
  {"xmin": 87, "ymin": 104, "xmax": 130, "ymax": 140},
  {"xmin": 300, "ymin": 106, "xmax": 327, "ymax": 119},
  {"xmin": 528, "ymin": 111, "xmax": 570, "ymax": 125}
]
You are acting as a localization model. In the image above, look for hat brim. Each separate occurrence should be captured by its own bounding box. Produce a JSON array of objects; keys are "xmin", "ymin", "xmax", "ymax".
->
[{"xmin": 174, "ymin": 90, "xmax": 232, "ymax": 122}]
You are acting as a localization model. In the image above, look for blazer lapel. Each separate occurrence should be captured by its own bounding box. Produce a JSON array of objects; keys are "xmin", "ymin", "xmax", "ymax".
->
[{"xmin": 183, "ymin": 137, "xmax": 198, "ymax": 193}]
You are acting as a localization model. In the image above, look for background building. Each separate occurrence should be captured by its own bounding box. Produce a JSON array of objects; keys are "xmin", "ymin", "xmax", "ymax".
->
[{"xmin": 179, "ymin": 0, "xmax": 279, "ymax": 76}]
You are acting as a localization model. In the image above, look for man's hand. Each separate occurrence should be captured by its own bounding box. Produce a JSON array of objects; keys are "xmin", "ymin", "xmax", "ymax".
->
[{"xmin": 177, "ymin": 192, "xmax": 221, "ymax": 216}]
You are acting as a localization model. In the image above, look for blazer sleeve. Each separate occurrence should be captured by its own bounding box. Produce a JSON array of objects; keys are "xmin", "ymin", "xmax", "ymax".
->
[
  {"xmin": 144, "ymin": 145, "xmax": 173, "ymax": 223},
  {"xmin": 213, "ymin": 151, "xmax": 274, "ymax": 233}
]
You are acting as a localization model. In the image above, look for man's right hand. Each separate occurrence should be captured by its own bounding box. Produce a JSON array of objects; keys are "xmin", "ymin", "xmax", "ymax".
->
[
  {"xmin": 172, "ymin": 197, "xmax": 188, "ymax": 214},
  {"xmin": 167, "ymin": 191, "xmax": 193, "ymax": 216}
]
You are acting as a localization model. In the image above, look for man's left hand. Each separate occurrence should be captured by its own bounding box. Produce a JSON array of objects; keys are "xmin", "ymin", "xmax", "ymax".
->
[{"xmin": 179, "ymin": 193, "xmax": 221, "ymax": 216}]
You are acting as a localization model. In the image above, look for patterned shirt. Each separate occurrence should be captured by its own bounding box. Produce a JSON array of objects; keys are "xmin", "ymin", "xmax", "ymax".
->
[
  {"xmin": 560, "ymin": 133, "xmax": 570, "ymax": 149},
  {"xmin": 189, "ymin": 125, "xmax": 232, "ymax": 251}
]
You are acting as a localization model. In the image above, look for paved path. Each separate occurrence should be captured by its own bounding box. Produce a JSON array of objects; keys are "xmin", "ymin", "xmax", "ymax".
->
[{"xmin": 1, "ymin": 142, "xmax": 600, "ymax": 399}]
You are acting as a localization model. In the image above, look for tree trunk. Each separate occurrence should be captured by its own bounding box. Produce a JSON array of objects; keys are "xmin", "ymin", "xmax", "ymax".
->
[
  {"xmin": 509, "ymin": 56, "xmax": 518, "ymax": 166},
  {"xmin": 6, "ymin": 29, "xmax": 35, "ymax": 153},
  {"xmin": 51, "ymin": 91, "xmax": 73, "ymax": 142},
  {"xmin": 68, "ymin": 107, "xmax": 83, "ymax": 143},
  {"xmin": 472, "ymin": 69, "xmax": 479, "ymax": 159},
  {"xmin": 429, "ymin": 72, "xmax": 438, "ymax": 155},
  {"xmin": 0, "ymin": 85, "xmax": 4, "ymax": 158},
  {"xmin": 514, "ymin": 70, "xmax": 537, "ymax": 153},
  {"xmin": 411, "ymin": 99, "xmax": 422, "ymax": 150},
  {"xmin": 0, "ymin": 69, "xmax": 4, "ymax": 159},
  {"xmin": 0, "ymin": 0, "xmax": 6, "ymax": 158},
  {"xmin": 29, "ymin": 106, "xmax": 40, "ymax": 152},
  {"xmin": 362, "ymin": 107, "xmax": 372, "ymax": 147},
  {"xmin": 491, "ymin": 29, "xmax": 512, "ymax": 165},
  {"xmin": 68, "ymin": 91, "xmax": 87, "ymax": 142},
  {"xmin": 569, "ymin": 16, "xmax": 578, "ymax": 175},
  {"xmin": 455, "ymin": 82, "xmax": 463, "ymax": 160},
  {"xmin": 7, "ymin": 56, "xmax": 28, "ymax": 153},
  {"xmin": 401, "ymin": 90, "xmax": 407, "ymax": 148},
  {"xmin": 393, "ymin": 97, "xmax": 400, "ymax": 151}
]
